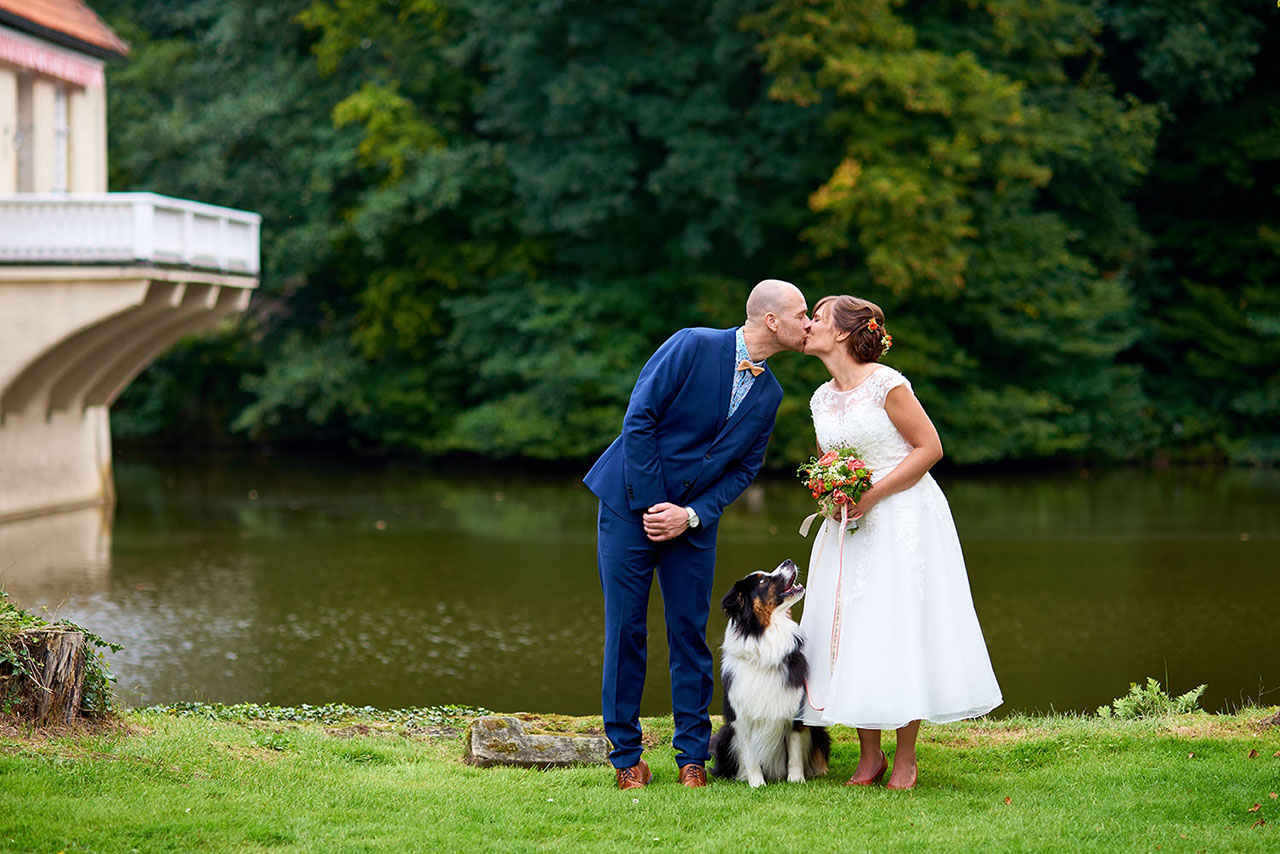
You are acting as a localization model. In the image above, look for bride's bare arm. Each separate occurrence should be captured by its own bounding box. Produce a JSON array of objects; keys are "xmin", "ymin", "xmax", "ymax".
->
[{"xmin": 850, "ymin": 386, "xmax": 943, "ymax": 519}]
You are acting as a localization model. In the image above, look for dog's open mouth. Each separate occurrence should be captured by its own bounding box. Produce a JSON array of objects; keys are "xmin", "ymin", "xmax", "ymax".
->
[{"xmin": 781, "ymin": 563, "xmax": 804, "ymax": 599}]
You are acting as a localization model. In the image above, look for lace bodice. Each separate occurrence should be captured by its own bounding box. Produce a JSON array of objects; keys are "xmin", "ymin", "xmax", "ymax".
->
[{"xmin": 810, "ymin": 366, "xmax": 914, "ymax": 480}]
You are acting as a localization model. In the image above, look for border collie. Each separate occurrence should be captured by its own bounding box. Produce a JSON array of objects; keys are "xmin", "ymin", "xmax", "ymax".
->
[{"xmin": 709, "ymin": 559, "xmax": 831, "ymax": 787}]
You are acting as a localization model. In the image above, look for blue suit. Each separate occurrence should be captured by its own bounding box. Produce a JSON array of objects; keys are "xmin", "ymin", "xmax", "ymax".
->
[{"xmin": 584, "ymin": 326, "xmax": 782, "ymax": 768}]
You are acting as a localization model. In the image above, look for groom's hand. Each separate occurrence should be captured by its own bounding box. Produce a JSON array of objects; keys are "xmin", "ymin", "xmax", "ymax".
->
[{"xmin": 643, "ymin": 502, "xmax": 689, "ymax": 542}]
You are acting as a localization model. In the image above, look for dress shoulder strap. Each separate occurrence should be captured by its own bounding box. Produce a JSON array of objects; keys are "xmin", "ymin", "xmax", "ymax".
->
[{"xmin": 867, "ymin": 366, "xmax": 911, "ymax": 407}]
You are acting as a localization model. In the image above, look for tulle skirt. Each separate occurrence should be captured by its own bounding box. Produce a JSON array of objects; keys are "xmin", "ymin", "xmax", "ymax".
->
[{"xmin": 798, "ymin": 473, "xmax": 1002, "ymax": 730}]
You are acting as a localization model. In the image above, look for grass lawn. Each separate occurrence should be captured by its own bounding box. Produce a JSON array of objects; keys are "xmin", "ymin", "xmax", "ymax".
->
[{"xmin": 1, "ymin": 707, "xmax": 1278, "ymax": 853}]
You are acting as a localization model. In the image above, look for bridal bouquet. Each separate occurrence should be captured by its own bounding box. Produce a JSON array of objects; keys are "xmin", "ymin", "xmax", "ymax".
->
[{"xmin": 797, "ymin": 448, "xmax": 873, "ymax": 525}]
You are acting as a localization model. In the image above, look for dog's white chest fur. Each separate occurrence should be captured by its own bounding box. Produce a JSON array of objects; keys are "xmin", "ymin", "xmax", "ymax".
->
[{"xmin": 721, "ymin": 615, "xmax": 806, "ymax": 723}]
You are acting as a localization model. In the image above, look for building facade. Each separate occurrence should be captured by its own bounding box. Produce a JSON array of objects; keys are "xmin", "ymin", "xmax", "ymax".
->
[{"xmin": 0, "ymin": 0, "xmax": 122, "ymax": 193}]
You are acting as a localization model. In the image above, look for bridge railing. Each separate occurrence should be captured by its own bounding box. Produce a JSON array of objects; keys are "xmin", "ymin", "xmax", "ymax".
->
[{"xmin": 0, "ymin": 193, "xmax": 261, "ymax": 275}]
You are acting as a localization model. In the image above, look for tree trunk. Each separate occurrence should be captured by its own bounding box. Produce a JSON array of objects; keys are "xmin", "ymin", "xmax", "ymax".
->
[{"xmin": 5, "ymin": 629, "xmax": 87, "ymax": 726}]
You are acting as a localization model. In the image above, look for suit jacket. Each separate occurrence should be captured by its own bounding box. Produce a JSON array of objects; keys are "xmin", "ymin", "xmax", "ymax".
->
[{"xmin": 583, "ymin": 326, "xmax": 782, "ymax": 549}]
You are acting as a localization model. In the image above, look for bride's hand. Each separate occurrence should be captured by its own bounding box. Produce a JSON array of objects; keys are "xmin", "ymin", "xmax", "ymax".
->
[
  {"xmin": 849, "ymin": 491, "xmax": 879, "ymax": 521},
  {"xmin": 825, "ymin": 499, "xmax": 859, "ymax": 521}
]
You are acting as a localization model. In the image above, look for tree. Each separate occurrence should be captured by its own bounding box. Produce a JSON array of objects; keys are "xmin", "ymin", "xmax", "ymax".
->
[
  {"xmin": 1102, "ymin": 0, "xmax": 1280, "ymax": 463},
  {"xmin": 101, "ymin": 0, "xmax": 1276, "ymax": 468},
  {"xmin": 747, "ymin": 0, "xmax": 1158, "ymax": 462},
  {"xmin": 101, "ymin": 0, "xmax": 374, "ymax": 446}
]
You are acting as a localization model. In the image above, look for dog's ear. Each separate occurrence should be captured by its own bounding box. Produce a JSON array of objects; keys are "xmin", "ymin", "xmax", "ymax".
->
[{"xmin": 721, "ymin": 586, "xmax": 747, "ymax": 619}]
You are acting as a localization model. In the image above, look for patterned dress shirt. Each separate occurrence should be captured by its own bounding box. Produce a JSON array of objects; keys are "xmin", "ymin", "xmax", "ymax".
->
[{"xmin": 728, "ymin": 327, "xmax": 766, "ymax": 419}]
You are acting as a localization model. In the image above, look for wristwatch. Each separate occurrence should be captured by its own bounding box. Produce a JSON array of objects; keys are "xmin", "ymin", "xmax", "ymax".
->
[{"xmin": 685, "ymin": 506, "xmax": 700, "ymax": 528}]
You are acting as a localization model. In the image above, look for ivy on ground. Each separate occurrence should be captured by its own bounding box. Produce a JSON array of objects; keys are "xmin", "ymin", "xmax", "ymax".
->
[{"xmin": 141, "ymin": 701, "xmax": 491, "ymax": 729}]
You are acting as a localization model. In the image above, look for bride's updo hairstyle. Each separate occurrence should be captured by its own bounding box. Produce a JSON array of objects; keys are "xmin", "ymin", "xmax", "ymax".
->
[{"xmin": 815, "ymin": 295, "xmax": 891, "ymax": 363}]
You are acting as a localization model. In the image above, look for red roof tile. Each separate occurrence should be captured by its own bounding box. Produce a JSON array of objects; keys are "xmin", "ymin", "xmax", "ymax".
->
[{"xmin": 0, "ymin": 0, "xmax": 129, "ymax": 56}]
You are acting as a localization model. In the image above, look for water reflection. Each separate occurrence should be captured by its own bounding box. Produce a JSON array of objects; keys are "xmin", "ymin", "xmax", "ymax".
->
[
  {"xmin": 0, "ymin": 505, "xmax": 113, "ymax": 600},
  {"xmin": 0, "ymin": 458, "xmax": 1276, "ymax": 717}
]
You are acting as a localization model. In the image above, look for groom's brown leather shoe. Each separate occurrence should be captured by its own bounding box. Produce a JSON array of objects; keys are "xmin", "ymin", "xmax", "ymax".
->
[
  {"xmin": 616, "ymin": 759, "xmax": 651, "ymax": 790},
  {"xmin": 678, "ymin": 764, "xmax": 707, "ymax": 788}
]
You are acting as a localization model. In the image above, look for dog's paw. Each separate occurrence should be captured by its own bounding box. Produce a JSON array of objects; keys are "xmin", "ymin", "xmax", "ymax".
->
[
  {"xmin": 747, "ymin": 775, "xmax": 766, "ymax": 789},
  {"xmin": 787, "ymin": 770, "xmax": 806, "ymax": 784}
]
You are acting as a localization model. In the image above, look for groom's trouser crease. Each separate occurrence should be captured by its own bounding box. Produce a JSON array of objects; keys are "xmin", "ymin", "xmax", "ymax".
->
[{"xmin": 597, "ymin": 501, "xmax": 716, "ymax": 769}]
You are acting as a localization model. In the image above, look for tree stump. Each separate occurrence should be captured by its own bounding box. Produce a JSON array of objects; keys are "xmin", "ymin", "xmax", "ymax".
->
[{"xmin": 2, "ymin": 629, "xmax": 87, "ymax": 726}]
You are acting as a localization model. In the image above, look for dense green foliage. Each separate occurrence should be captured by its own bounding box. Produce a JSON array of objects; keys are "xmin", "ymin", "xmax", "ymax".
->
[{"xmin": 102, "ymin": 0, "xmax": 1279, "ymax": 467}]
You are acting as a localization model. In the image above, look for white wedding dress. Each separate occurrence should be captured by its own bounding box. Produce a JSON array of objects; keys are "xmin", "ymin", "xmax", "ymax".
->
[{"xmin": 798, "ymin": 366, "xmax": 1002, "ymax": 730}]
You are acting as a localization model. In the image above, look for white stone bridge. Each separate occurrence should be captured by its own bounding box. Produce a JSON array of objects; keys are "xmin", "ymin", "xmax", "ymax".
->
[{"xmin": 0, "ymin": 192, "xmax": 259, "ymax": 521}]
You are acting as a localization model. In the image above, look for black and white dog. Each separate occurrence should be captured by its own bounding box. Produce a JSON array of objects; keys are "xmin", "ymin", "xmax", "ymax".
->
[{"xmin": 709, "ymin": 559, "xmax": 831, "ymax": 787}]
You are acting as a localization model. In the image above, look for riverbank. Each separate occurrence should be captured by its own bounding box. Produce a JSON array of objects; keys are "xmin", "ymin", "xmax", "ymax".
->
[{"xmin": 2, "ymin": 707, "xmax": 1278, "ymax": 852}]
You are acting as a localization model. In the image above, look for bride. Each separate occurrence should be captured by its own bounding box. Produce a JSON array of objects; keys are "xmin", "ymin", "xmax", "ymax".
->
[{"xmin": 798, "ymin": 295, "xmax": 1002, "ymax": 790}]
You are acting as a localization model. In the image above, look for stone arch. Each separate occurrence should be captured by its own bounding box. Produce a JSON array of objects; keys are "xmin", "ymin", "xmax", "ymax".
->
[{"xmin": 0, "ymin": 266, "xmax": 256, "ymax": 520}]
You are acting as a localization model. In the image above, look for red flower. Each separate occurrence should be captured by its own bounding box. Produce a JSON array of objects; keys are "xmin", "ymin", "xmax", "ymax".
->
[
  {"xmin": 808, "ymin": 479, "xmax": 822, "ymax": 491},
  {"xmin": 850, "ymin": 459, "xmax": 865, "ymax": 469},
  {"xmin": 818, "ymin": 450, "xmax": 839, "ymax": 466},
  {"xmin": 832, "ymin": 490, "xmax": 848, "ymax": 504}
]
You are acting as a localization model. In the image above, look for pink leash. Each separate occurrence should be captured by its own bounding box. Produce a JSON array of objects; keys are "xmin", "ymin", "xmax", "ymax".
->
[{"xmin": 805, "ymin": 504, "xmax": 848, "ymax": 712}]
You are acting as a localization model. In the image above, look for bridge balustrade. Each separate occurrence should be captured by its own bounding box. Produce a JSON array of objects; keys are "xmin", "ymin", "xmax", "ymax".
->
[{"xmin": 0, "ymin": 193, "xmax": 260, "ymax": 274}]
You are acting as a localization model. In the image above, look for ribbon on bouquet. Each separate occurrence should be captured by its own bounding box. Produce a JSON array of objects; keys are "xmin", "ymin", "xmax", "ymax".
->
[
  {"xmin": 798, "ymin": 503, "xmax": 854, "ymax": 692},
  {"xmin": 798, "ymin": 509, "xmax": 859, "ymax": 537}
]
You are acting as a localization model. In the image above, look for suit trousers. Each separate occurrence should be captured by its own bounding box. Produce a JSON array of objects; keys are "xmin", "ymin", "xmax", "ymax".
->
[{"xmin": 596, "ymin": 501, "xmax": 718, "ymax": 769}]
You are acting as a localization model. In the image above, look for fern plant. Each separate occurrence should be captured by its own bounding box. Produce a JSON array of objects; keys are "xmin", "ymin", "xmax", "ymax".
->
[{"xmin": 1096, "ymin": 677, "xmax": 1206, "ymax": 719}]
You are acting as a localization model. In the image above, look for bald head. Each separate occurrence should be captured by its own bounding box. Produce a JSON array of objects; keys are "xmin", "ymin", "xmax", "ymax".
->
[
  {"xmin": 742, "ymin": 278, "xmax": 810, "ymax": 358},
  {"xmin": 746, "ymin": 279, "xmax": 803, "ymax": 323}
]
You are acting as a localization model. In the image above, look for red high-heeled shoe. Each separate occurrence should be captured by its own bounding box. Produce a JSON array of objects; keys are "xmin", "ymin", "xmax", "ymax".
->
[
  {"xmin": 844, "ymin": 751, "xmax": 888, "ymax": 786},
  {"xmin": 886, "ymin": 762, "xmax": 917, "ymax": 790}
]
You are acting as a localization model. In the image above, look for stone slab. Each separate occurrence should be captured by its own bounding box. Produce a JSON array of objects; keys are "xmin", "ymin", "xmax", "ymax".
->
[{"xmin": 464, "ymin": 716, "xmax": 610, "ymax": 769}]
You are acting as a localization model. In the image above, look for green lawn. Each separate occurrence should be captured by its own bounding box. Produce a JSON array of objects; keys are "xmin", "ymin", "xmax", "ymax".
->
[{"xmin": 1, "ymin": 708, "xmax": 1278, "ymax": 853}]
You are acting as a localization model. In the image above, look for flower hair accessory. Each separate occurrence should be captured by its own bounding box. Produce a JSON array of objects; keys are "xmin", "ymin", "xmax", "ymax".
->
[{"xmin": 867, "ymin": 318, "xmax": 892, "ymax": 356}]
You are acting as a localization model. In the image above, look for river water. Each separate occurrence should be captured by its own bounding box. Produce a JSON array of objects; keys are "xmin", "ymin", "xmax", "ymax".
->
[{"xmin": 1, "ymin": 457, "xmax": 1276, "ymax": 718}]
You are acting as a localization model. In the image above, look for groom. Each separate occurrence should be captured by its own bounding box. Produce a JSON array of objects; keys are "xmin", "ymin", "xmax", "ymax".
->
[{"xmin": 584, "ymin": 279, "xmax": 810, "ymax": 789}]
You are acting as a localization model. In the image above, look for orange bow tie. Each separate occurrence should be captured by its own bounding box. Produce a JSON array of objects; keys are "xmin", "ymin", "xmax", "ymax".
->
[{"xmin": 736, "ymin": 359, "xmax": 764, "ymax": 377}]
